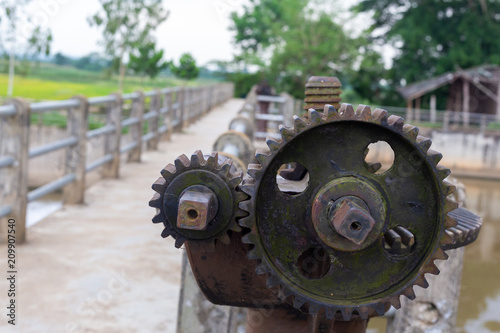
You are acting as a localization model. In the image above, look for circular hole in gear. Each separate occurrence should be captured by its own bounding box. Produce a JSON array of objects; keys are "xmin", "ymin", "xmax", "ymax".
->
[
  {"xmin": 187, "ymin": 209, "xmax": 198, "ymax": 220},
  {"xmin": 364, "ymin": 141, "xmax": 395, "ymax": 174},
  {"xmin": 276, "ymin": 162, "xmax": 309, "ymax": 195},
  {"xmin": 297, "ymin": 247, "xmax": 330, "ymax": 279}
]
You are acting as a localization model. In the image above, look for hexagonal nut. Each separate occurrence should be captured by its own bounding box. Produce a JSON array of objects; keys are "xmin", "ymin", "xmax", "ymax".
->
[
  {"xmin": 330, "ymin": 199, "xmax": 375, "ymax": 245},
  {"xmin": 177, "ymin": 187, "xmax": 218, "ymax": 231}
]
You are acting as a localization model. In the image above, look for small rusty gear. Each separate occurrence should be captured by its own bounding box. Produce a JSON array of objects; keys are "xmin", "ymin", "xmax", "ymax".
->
[
  {"xmin": 238, "ymin": 104, "xmax": 459, "ymax": 320},
  {"xmin": 149, "ymin": 151, "xmax": 247, "ymax": 249}
]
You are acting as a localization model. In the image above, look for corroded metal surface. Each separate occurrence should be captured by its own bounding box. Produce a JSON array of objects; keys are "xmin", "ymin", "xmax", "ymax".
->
[{"xmin": 304, "ymin": 76, "xmax": 342, "ymax": 111}]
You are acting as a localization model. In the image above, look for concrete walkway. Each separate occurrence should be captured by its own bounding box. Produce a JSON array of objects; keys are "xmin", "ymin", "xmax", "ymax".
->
[{"xmin": 0, "ymin": 98, "xmax": 245, "ymax": 333}]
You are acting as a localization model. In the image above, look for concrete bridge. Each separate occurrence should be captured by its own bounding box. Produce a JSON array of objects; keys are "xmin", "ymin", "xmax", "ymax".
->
[{"xmin": 0, "ymin": 97, "xmax": 245, "ymax": 333}]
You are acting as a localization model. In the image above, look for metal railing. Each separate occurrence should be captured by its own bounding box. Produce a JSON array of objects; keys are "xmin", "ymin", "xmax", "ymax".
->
[{"xmin": 0, "ymin": 83, "xmax": 234, "ymax": 242}]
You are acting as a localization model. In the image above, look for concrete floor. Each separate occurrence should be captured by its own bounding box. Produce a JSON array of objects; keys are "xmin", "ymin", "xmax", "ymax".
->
[{"xmin": 0, "ymin": 98, "xmax": 244, "ymax": 333}]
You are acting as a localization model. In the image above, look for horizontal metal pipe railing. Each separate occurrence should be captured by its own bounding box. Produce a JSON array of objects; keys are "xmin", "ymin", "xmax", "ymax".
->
[
  {"xmin": 86, "ymin": 154, "xmax": 113, "ymax": 173},
  {"xmin": 87, "ymin": 124, "xmax": 116, "ymax": 139},
  {"xmin": 255, "ymin": 114, "xmax": 285, "ymax": 121},
  {"xmin": 30, "ymin": 99, "xmax": 80, "ymax": 113},
  {"xmin": 119, "ymin": 142, "xmax": 137, "ymax": 154},
  {"xmin": 121, "ymin": 117, "xmax": 140, "ymax": 127},
  {"xmin": 143, "ymin": 110, "xmax": 159, "ymax": 120},
  {"xmin": 27, "ymin": 173, "xmax": 76, "ymax": 202},
  {"xmin": 29, "ymin": 137, "xmax": 78, "ymax": 159},
  {"xmin": 0, "ymin": 156, "xmax": 15, "ymax": 169},
  {"xmin": 142, "ymin": 132, "xmax": 155, "ymax": 143},
  {"xmin": 0, "ymin": 104, "xmax": 16, "ymax": 117},
  {"xmin": 0, "ymin": 205, "xmax": 12, "ymax": 219},
  {"xmin": 88, "ymin": 95, "xmax": 117, "ymax": 105}
]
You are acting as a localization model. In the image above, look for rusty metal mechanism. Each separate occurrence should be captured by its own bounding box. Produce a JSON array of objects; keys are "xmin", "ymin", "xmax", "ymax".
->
[{"xmin": 149, "ymin": 77, "xmax": 482, "ymax": 332}]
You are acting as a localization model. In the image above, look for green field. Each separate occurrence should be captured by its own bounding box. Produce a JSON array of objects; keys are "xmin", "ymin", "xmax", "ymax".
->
[{"xmin": 0, "ymin": 62, "xmax": 218, "ymax": 101}]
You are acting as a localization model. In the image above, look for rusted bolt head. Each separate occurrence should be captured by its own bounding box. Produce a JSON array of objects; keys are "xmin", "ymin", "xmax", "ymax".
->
[
  {"xmin": 177, "ymin": 185, "xmax": 218, "ymax": 231},
  {"xmin": 329, "ymin": 197, "xmax": 375, "ymax": 245}
]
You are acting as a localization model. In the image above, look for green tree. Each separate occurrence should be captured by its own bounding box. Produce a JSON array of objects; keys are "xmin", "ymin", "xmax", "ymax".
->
[
  {"xmin": 230, "ymin": 0, "xmax": 361, "ymax": 98},
  {"xmin": 0, "ymin": 0, "xmax": 52, "ymax": 96},
  {"xmin": 171, "ymin": 53, "xmax": 199, "ymax": 80},
  {"xmin": 89, "ymin": 0, "xmax": 169, "ymax": 91},
  {"xmin": 354, "ymin": 0, "xmax": 500, "ymax": 84},
  {"xmin": 53, "ymin": 52, "xmax": 70, "ymax": 66},
  {"xmin": 128, "ymin": 42, "xmax": 169, "ymax": 79}
]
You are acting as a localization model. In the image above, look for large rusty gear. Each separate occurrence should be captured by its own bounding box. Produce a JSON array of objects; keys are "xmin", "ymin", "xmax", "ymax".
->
[
  {"xmin": 238, "ymin": 104, "xmax": 459, "ymax": 321},
  {"xmin": 149, "ymin": 151, "xmax": 247, "ymax": 249}
]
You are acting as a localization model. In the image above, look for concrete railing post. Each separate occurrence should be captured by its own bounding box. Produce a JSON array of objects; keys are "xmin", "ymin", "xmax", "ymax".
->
[
  {"xmin": 430, "ymin": 94, "xmax": 437, "ymax": 124},
  {"xmin": 179, "ymin": 87, "xmax": 186, "ymax": 130},
  {"xmin": 443, "ymin": 111, "xmax": 450, "ymax": 132},
  {"xmin": 1, "ymin": 99, "xmax": 30, "ymax": 243},
  {"xmin": 102, "ymin": 93, "xmax": 122, "ymax": 178},
  {"xmin": 147, "ymin": 90, "xmax": 161, "ymax": 150},
  {"xmin": 63, "ymin": 96, "xmax": 89, "ymax": 205},
  {"xmin": 163, "ymin": 89, "xmax": 173, "ymax": 141},
  {"xmin": 128, "ymin": 91, "xmax": 145, "ymax": 163}
]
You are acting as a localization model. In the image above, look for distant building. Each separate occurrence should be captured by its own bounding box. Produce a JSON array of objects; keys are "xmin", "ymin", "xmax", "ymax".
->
[{"xmin": 397, "ymin": 65, "xmax": 500, "ymax": 122}]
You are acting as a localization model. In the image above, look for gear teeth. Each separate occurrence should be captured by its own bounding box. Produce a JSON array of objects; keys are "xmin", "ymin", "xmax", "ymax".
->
[
  {"xmin": 266, "ymin": 275, "xmax": 280, "ymax": 288},
  {"xmin": 152, "ymin": 208, "xmax": 164, "ymax": 223},
  {"xmin": 308, "ymin": 303, "xmax": 321, "ymax": 315},
  {"xmin": 220, "ymin": 159, "xmax": 233, "ymax": 176},
  {"xmin": 323, "ymin": 104, "xmax": 338, "ymax": 119},
  {"xmin": 174, "ymin": 154, "xmax": 190, "ymax": 171},
  {"xmin": 219, "ymin": 233, "xmax": 231, "ymax": 245},
  {"xmin": 325, "ymin": 307, "xmax": 337, "ymax": 319},
  {"xmin": 255, "ymin": 263, "xmax": 269, "ymax": 275},
  {"xmin": 340, "ymin": 308, "xmax": 353, "ymax": 321},
  {"xmin": 280, "ymin": 286, "xmax": 294, "ymax": 298},
  {"xmin": 152, "ymin": 177, "xmax": 167, "ymax": 194},
  {"xmin": 436, "ymin": 165, "xmax": 451, "ymax": 180},
  {"xmin": 241, "ymin": 232, "xmax": 256, "ymax": 244},
  {"xmin": 445, "ymin": 214, "xmax": 458, "ymax": 228},
  {"xmin": 433, "ymin": 247, "xmax": 449, "ymax": 261},
  {"xmin": 440, "ymin": 231, "xmax": 454, "ymax": 245},
  {"xmin": 444, "ymin": 198, "xmax": 459, "ymax": 214},
  {"xmin": 373, "ymin": 303, "xmax": 387, "ymax": 316},
  {"xmin": 161, "ymin": 227, "xmax": 174, "ymax": 238},
  {"xmin": 355, "ymin": 104, "xmax": 372, "ymax": 120},
  {"xmin": 425, "ymin": 262, "xmax": 440, "ymax": 275},
  {"xmin": 339, "ymin": 103, "xmax": 355, "ymax": 118},
  {"xmin": 206, "ymin": 152, "xmax": 219, "ymax": 169},
  {"xmin": 255, "ymin": 149, "xmax": 271, "ymax": 165},
  {"xmin": 372, "ymin": 108, "xmax": 388, "ymax": 123},
  {"xmin": 427, "ymin": 149, "xmax": 443, "ymax": 166},
  {"xmin": 403, "ymin": 286, "xmax": 416, "ymax": 300},
  {"xmin": 266, "ymin": 138, "xmax": 281, "ymax": 152},
  {"xmin": 387, "ymin": 115, "xmax": 404, "ymax": 131},
  {"xmin": 247, "ymin": 164, "xmax": 262, "ymax": 180},
  {"xmin": 174, "ymin": 236, "xmax": 186, "ymax": 248},
  {"xmin": 161, "ymin": 164, "xmax": 177, "ymax": 181},
  {"xmin": 414, "ymin": 275, "xmax": 429, "ymax": 289},
  {"xmin": 228, "ymin": 174, "xmax": 242, "ymax": 188},
  {"xmin": 388, "ymin": 295, "xmax": 401, "ymax": 309},
  {"xmin": 416, "ymin": 135, "xmax": 432, "ymax": 152},
  {"xmin": 308, "ymin": 109, "xmax": 322, "ymax": 124},
  {"xmin": 190, "ymin": 150, "xmax": 205, "ymax": 167},
  {"xmin": 279, "ymin": 125, "xmax": 295, "ymax": 142},
  {"xmin": 230, "ymin": 221, "xmax": 242, "ymax": 233},
  {"xmin": 248, "ymin": 248, "xmax": 259, "ymax": 260},
  {"xmin": 442, "ymin": 180, "xmax": 457, "ymax": 196},
  {"xmin": 292, "ymin": 295, "xmax": 306, "ymax": 309},
  {"xmin": 356, "ymin": 307, "xmax": 370, "ymax": 320},
  {"xmin": 149, "ymin": 192, "xmax": 162, "ymax": 208},
  {"xmin": 293, "ymin": 115, "xmax": 308, "ymax": 131},
  {"xmin": 239, "ymin": 216, "xmax": 253, "ymax": 228},
  {"xmin": 403, "ymin": 124, "xmax": 419, "ymax": 141}
]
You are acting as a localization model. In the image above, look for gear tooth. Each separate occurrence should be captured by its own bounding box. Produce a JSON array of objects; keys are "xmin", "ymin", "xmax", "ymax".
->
[
  {"xmin": 373, "ymin": 303, "xmax": 387, "ymax": 316},
  {"xmin": 293, "ymin": 115, "xmax": 308, "ymax": 131},
  {"xmin": 292, "ymin": 295, "xmax": 306, "ymax": 309},
  {"xmin": 340, "ymin": 308, "xmax": 353, "ymax": 321},
  {"xmin": 239, "ymin": 216, "xmax": 253, "ymax": 228},
  {"xmin": 414, "ymin": 275, "xmax": 430, "ymax": 289},
  {"xmin": 220, "ymin": 159, "xmax": 233, "ymax": 176},
  {"xmin": 436, "ymin": 165, "xmax": 451, "ymax": 180},
  {"xmin": 372, "ymin": 108, "xmax": 389, "ymax": 123},
  {"xmin": 339, "ymin": 103, "xmax": 355, "ymax": 118},
  {"xmin": 149, "ymin": 192, "xmax": 162, "ymax": 208},
  {"xmin": 403, "ymin": 124, "xmax": 419, "ymax": 141},
  {"xmin": 174, "ymin": 154, "xmax": 190, "ymax": 171},
  {"xmin": 308, "ymin": 303, "xmax": 321, "ymax": 315},
  {"xmin": 308, "ymin": 109, "xmax": 322, "ymax": 124},
  {"xmin": 204, "ymin": 241, "xmax": 216, "ymax": 252},
  {"xmin": 152, "ymin": 208, "xmax": 164, "ymax": 223},
  {"xmin": 416, "ymin": 135, "xmax": 432, "ymax": 152},
  {"xmin": 356, "ymin": 307, "xmax": 370, "ymax": 320},
  {"xmin": 388, "ymin": 295, "xmax": 401, "ymax": 309},
  {"xmin": 355, "ymin": 104, "xmax": 372, "ymax": 120},
  {"xmin": 255, "ymin": 149, "xmax": 270, "ymax": 165},
  {"xmin": 387, "ymin": 115, "xmax": 404, "ymax": 131},
  {"xmin": 281, "ymin": 286, "xmax": 294, "ymax": 298},
  {"xmin": 152, "ymin": 177, "xmax": 167, "ymax": 194},
  {"xmin": 229, "ymin": 221, "xmax": 242, "ymax": 233},
  {"xmin": 174, "ymin": 236, "xmax": 186, "ymax": 249},
  {"xmin": 325, "ymin": 307, "xmax": 337, "ymax": 319},
  {"xmin": 442, "ymin": 180, "xmax": 456, "ymax": 196},
  {"xmin": 161, "ymin": 227, "xmax": 174, "ymax": 238},
  {"xmin": 279, "ymin": 124, "xmax": 295, "ymax": 142},
  {"xmin": 242, "ymin": 232, "xmax": 256, "ymax": 244},
  {"xmin": 239, "ymin": 200, "xmax": 252, "ymax": 212},
  {"xmin": 403, "ymin": 286, "xmax": 416, "ymax": 300},
  {"xmin": 266, "ymin": 138, "xmax": 281, "ymax": 152},
  {"xmin": 190, "ymin": 150, "xmax": 205, "ymax": 167},
  {"xmin": 219, "ymin": 233, "xmax": 231, "ymax": 245},
  {"xmin": 440, "ymin": 231, "xmax": 454, "ymax": 245},
  {"xmin": 228, "ymin": 174, "xmax": 242, "ymax": 188},
  {"xmin": 240, "ymin": 183, "xmax": 256, "ymax": 196},
  {"xmin": 425, "ymin": 261, "xmax": 440, "ymax": 275},
  {"xmin": 266, "ymin": 275, "xmax": 280, "ymax": 288},
  {"xmin": 366, "ymin": 162, "xmax": 382, "ymax": 173},
  {"xmin": 433, "ymin": 247, "xmax": 449, "ymax": 261},
  {"xmin": 323, "ymin": 104, "xmax": 338, "ymax": 119},
  {"xmin": 206, "ymin": 152, "xmax": 219, "ymax": 169},
  {"xmin": 427, "ymin": 149, "xmax": 443, "ymax": 166},
  {"xmin": 255, "ymin": 263, "xmax": 269, "ymax": 275},
  {"xmin": 247, "ymin": 164, "xmax": 262, "ymax": 180},
  {"xmin": 445, "ymin": 214, "xmax": 458, "ymax": 228},
  {"xmin": 248, "ymin": 248, "xmax": 259, "ymax": 260},
  {"xmin": 444, "ymin": 198, "xmax": 459, "ymax": 214},
  {"xmin": 161, "ymin": 164, "xmax": 177, "ymax": 181}
]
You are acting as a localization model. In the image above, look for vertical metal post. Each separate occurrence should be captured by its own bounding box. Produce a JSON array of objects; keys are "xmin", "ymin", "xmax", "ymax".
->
[
  {"xmin": 463, "ymin": 80, "xmax": 470, "ymax": 128},
  {"xmin": 406, "ymin": 99, "xmax": 413, "ymax": 123},
  {"xmin": 63, "ymin": 96, "xmax": 89, "ymax": 205},
  {"xmin": 128, "ymin": 91, "xmax": 145, "ymax": 163},
  {"xmin": 430, "ymin": 94, "xmax": 437, "ymax": 124},
  {"xmin": 1, "ymin": 99, "xmax": 30, "ymax": 243},
  {"xmin": 102, "ymin": 93, "xmax": 122, "ymax": 178},
  {"xmin": 415, "ymin": 97, "xmax": 421, "ymax": 123},
  {"xmin": 443, "ymin": 111, "xmax": 450, "ymax": 132},
  {"xmin": 147, "ymin": 90, "xmax": 161, "ymax": 150}
]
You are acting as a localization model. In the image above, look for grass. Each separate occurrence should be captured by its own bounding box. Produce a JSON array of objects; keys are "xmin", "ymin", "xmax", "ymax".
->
[{"xmin": 0, "ymin": 62, "xmax": 218, "ymax": 101}]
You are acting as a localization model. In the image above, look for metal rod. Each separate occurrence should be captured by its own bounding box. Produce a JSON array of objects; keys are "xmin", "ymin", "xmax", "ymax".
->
[
  {"xmin": 121, "ymin": 117, "xmax": 140, "ymax": 127},
  {"xmin": 159, "ymin": 125, "xmax": 168, "ymax": 133},
  {"xmin": 0, "ymin": 156, "xmax": 15, "ymax": 168},
  {"xmin": 30, "ymin": 99, "xmax": 80, "ymax": 113},
  {"xmin": 257, "ymin": 95, "xmax": 287, "ymax": 103},
  {"xmin": 122, "ymin": 92, "xmax": 139, "ymax": 100},
  {"xmin": 142, "ymin": 132, "xmax": 155, "ymax": 143},
  {"xmin": 254, "ymin": 132, "xmax": 281, "ymax": 139},
  {"xmin": 29, "ymin": 137, "xmax": 78, "ymax": 159},
  {"xmin": 143, "ymin": 110, "xmax": 159, "ymax": 120},
  {"xmin": 0, "ymin": 104, "xmax": 16, "ymax": 117},
  {"xmin": 119, "ymin": 142, "xmax": 137, "ymax": 154},
  {"xmin": 86, "ymin": 154, "xmax": 113, "ymax": 173},
  {"xmin": 87, "ymin": 95, "xmax": 117, "ymax": 105},
  {"xmin": 27, "ymin": 174, "xmax": 76, "ymax": 202},
  {"xmin": 255, "ymin": 114, "xmax": 285, "ymax": 121},
  {"xmin": 0, "ymin": 205, "xmax": 12, "ymax": 219},
  {"xmin": 87, "ymin": 124, "xmax": 116, "ymax": 139}
]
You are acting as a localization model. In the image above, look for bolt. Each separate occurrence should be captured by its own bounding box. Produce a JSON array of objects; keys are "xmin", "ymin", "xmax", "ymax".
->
[
  {"xmin": 304, "ymin": 76, "xmax": 343, "ymax": 112},
  {"xmin": 177, "ymin": 185, "xmax": 219, "ymax": 231},
  {"xmin": 329, "ymin": 197, "xmax": 375, "ymax": 245}
]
